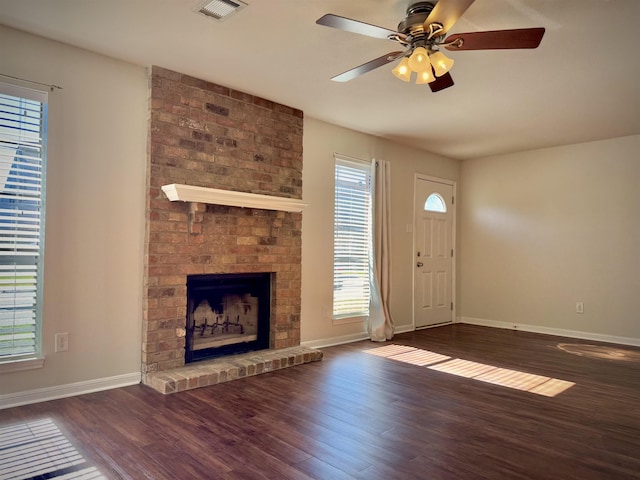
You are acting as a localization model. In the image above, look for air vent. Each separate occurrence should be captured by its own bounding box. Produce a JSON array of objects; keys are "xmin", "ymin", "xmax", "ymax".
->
[{"xmin": 195, "ymin": 0, "xmax": 247, "ymax": 21}]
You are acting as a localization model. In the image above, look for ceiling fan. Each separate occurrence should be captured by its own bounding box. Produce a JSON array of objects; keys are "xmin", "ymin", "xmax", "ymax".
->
[{"xmin": 316, "ymin": 0, "xmax": 545, "ymax": 92}]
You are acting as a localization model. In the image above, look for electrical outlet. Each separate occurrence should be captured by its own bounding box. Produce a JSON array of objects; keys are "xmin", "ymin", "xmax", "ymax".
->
[
  {"xmin": 55, "ymin": 332, "xmax": 69, "ymax": 352},
  {"xmin": 576, "ymin": 302, "xmax": 584, "ymax": 314}
]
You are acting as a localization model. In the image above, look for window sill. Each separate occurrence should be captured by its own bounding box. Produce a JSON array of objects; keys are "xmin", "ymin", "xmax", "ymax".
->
[
  {"xmin": 0, "ymin": 356, "xmax": 45, "ymax": 374},
  {"xmin": 332, "ymin": 315, "xmax": 367, "ymax": 325}
]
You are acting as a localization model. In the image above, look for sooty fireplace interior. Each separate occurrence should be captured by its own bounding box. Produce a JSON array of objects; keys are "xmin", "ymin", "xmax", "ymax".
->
[{"xmin": 185, "ymin": 272, "xmax": 272, "ymax": 363}]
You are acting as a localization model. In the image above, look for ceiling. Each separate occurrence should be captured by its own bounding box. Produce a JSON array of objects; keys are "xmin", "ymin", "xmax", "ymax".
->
[{"xmin": 1, "ymin": 0, "xmax": 639, "ymax": 160}]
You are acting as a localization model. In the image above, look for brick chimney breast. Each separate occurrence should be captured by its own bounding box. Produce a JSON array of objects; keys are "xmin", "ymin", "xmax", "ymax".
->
[{"xmin": 143, "ymin": 66, "xmax": 303, "ymax": 376}]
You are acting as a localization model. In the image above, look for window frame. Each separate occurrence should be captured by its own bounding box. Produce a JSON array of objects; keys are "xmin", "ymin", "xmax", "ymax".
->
[
  {"xmin": 0, "ymin": 81, "xmax": 48, "ymax": 370},
  {"xmin": 332, "ymin": 155, "xmax": 372, "ymax": 323}
]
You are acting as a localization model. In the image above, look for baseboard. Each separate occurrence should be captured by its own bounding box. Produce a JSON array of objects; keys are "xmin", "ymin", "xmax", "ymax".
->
[
  {"xmin": 0, "ymin": 372, "xmax": 141, "ymax": 410},
  {"xmin": 301, "ymin": 322, "xmax": 418, "ymax": 349},
  {"xmin": 394, "ymin": 324, "xmax": 415, "ymax": 334},
  {"xmin": 458, "ymin": 316, "xmax": 640, "ymax": 347}
]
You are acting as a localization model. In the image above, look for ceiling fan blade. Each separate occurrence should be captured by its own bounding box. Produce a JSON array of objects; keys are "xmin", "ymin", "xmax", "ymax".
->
[
  {"xmin": 444, "ymin": 28, "xmax": 545, "ymax": 50},
  {"xmin": 424, "ymin": 0, "xmax": 476, "ymax": 34},
  {"xmin": 316, "ymin": 14, "xmax": 404, "ymax": 41},
  {"xmin": 429, "ymin": 72, "xmax": 454, "ymax": 92},
  {"xmin": 331, "ymin": 52, "xmax": 404, "ymax": 82}
]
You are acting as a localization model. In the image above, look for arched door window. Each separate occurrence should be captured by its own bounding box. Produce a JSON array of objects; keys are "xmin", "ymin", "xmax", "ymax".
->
[{"xmin": 424, "ymin": 193, "xmax": 447, "ymax": 212}]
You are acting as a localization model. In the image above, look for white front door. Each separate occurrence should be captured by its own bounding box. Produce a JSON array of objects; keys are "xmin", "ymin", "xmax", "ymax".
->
[{"xmin": 414, "ymin": 177, "xmax": 454, "ymax": 328}]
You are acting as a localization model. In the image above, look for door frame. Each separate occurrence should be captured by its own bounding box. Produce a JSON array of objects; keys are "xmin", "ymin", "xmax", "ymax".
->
[{"xmin": 412, "ymin": 174, "xmax": 457, "ymax": 329}]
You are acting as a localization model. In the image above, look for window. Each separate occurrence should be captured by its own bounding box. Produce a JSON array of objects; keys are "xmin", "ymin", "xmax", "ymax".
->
[
  {"xmin": 424, "ymin": 193, "xmax": 446, "ymax": 212},
  {"xmin": 0, "ymin": 83, "xmax": 48, "ymax": 362},
  {"xmin": 333, "ymin": 157, "xmax": 371, "ymax": 319}
]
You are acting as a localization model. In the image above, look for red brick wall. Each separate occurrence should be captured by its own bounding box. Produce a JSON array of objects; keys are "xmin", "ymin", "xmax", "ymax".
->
[{"xmin": 142, "ymin": 66, "xmax": 303, "ymax": 376}]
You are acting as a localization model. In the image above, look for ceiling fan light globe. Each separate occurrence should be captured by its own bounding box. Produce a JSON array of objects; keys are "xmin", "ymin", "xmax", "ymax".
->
[
  {"xmin": 415, "ymin": 69, "xmax": 435, "ymax": 84},
  {"xmin": 408, "ymin": 47, "xmax": 431, "ymax": 72},
  {"xmin": 429, "ymin": 51, "xmax": 454, "ymax": 77},
  {"xmin": 392, "ymin": 57, "xmax": 412, "ymax": 82}
]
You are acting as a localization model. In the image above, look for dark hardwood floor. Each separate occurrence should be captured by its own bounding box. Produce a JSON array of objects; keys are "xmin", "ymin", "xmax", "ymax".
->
[{"xmin": 2, "ymin": 324, "xmax": 640, "ymax": 479}]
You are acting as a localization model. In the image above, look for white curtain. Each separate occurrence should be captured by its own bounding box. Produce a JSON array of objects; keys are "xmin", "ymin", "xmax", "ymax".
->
[{"xmin": 368, "ymin": 159, "xmax": 394, "ymax": 341}]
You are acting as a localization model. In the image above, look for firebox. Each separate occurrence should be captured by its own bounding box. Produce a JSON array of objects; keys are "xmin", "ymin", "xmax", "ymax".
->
[{"xmin": 185, "ymin": 272, "xmax": 272, "ymax": 363}]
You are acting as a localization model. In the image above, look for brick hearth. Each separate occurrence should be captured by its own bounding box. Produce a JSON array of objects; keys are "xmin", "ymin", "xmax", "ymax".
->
[
  {"xmin": 142, "ymin": 66, "xmax": 311, "ymax": 387},
  {"xmin": 145, "ymin": 346, "xmax": 322, "ymax": 394}
]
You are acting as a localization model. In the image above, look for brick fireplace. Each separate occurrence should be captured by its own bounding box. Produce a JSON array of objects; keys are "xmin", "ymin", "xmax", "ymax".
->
[{"xmin": 142, "ymin": 66, "xmax": 314, "ymax": 389}]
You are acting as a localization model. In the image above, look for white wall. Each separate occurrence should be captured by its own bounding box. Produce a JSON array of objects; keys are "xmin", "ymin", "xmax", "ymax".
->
[
  {"xmin": 0, "ymin": 26, "xmax": 147, "ymax": 399},
  {"xmin": 301, "ymin": 118, "xmax": 460, "ymax": 346},
  {"xmin": 459, "ymin": 135, "xmax": 640, "ymax": 342}
]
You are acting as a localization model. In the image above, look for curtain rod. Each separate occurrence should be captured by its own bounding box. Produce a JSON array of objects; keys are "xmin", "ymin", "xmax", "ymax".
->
[{"xmin": 0, "ymin": 73, "xmax": 63, "ymax": 91}]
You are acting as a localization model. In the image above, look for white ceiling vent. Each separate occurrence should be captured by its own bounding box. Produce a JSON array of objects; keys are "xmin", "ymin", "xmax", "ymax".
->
[{"xmin": 195, "ymin": 0, "xmax": 247, "ymax": 21}]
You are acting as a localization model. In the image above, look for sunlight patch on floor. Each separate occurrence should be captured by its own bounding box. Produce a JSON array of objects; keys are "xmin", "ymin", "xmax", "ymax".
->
[
  {"xmin": 557, "ymin": 343, "xmax": 640, "ymax": 362},
  {"xmin": 0, "ymin": 418, "xmax": 106, "ymax": 479},
  {"xmin": 390, "ymin": 349, "xmax": 451, "ymax": 366},
  {"xmin": 363, "ymin": 344, "xmax": 417, "ymax": 357},
  {"xmin": 363, "ymin": 345, "xmax": 575, "ymax": 397}
]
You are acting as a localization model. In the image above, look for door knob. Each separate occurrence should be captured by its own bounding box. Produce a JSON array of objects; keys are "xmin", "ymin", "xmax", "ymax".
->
[{"xmin": 416, "ymin": 262, "xmax": 424, "ymax": 267}]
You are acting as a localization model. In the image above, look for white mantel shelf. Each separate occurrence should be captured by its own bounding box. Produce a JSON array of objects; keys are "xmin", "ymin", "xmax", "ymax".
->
[{"xmin": 161, "ymin": 184, "xmax": 307, "ymax": 213}]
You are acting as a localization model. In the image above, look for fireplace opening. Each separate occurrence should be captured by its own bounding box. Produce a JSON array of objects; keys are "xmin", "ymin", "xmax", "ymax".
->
[{"xmin": 185, "ymin": 272, "xmax": 271, "ymax": 363}]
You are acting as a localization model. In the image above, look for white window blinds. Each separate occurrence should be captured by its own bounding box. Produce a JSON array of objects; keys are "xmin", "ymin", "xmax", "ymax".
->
[
  {"xmin": 333, "ymin": 157, "xmax": 371, "ymax": 319},
  {"xmin": 0, "ymin": 83, "xmax": 47, "ymax": 360}
]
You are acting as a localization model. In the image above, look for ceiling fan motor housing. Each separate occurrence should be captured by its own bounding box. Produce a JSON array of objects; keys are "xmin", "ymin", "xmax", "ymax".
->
[{"xmin": 398, "ymin": 1, "xmax": 436, "ymax": 36}]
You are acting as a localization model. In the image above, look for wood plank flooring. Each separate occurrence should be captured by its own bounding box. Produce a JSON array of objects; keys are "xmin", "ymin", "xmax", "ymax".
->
[{"xmin": 1, "ymin": 324, "xmax": 639, "ymax": 479}]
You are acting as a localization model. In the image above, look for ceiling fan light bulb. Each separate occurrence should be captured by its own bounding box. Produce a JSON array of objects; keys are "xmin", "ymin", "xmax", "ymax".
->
[
  {"xmin": 408, "ymin": 47, "xmax": 431, "ymax": 72},
  {"xmin": 392, "ymin": 57, "xmax": 412, "ymax": 82},
  {"xmin": 415, "ymin": 69, "xmax": 435, "ymax": 84},
  {"xmin": 429, "ymin": 51, "xmax": 454, "ymax": 77}
]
